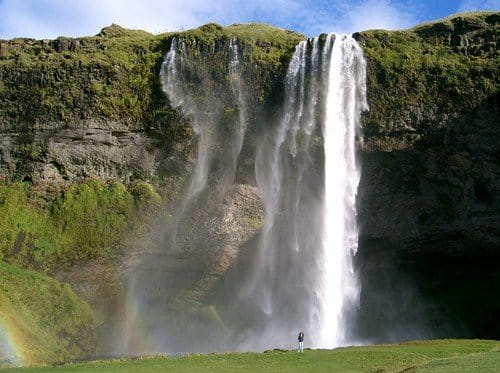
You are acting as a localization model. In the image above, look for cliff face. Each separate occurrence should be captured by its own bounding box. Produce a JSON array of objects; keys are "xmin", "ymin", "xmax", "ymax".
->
[
  {"xmin": 0, "ymin": 23, "xmax": 302, "ymax": 187},
  {"xmin": 0, "ymin": 26, "xmax": 162, "ymax": 185},
  {"xmin": 0, "ymin": 22, "xmax": 302, "ymax": 358},
  {"xmin": 0, "ymin": 12, "xmax": 498, "ymax": 353},
  {"xmin": 355, "ymin": 12, "xmax": 499, "ymax": 340}
]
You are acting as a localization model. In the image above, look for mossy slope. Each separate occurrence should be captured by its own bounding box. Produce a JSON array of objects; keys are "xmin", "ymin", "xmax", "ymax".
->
[
  {"xmin": 357, "ymin": 11, "xmax": 498, "ymax": 149},
  {"xmin": 0, "ymin": 180, "xmax": 161, "ymax": 271},
  {"xmin": 0, "ymin": 22, "xmax": 302, "ymax": 130},
  {"xmin": 0, "ymin": 261, "xmax": 95, "ymax": 366}
]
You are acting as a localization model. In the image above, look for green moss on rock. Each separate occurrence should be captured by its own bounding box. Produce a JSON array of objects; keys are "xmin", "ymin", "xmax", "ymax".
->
[
  {"xmin": 0, "ymin": 22, "xmax": 303, "ymax": 136},
  {"xmin": 0, "ymin": 180, "xmax": 162, "ymax": 270},
  {"xmin": 356, "ymin": 12, "xmax": 499, "ymax": 151}
]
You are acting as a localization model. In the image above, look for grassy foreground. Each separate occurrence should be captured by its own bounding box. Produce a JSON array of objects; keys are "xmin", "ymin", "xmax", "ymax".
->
[{"xmin": 3, "ymin": 339, "xmax": 499, "ymax": 372}]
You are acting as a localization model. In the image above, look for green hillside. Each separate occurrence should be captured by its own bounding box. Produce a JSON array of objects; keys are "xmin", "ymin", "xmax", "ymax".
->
[{"xmin": 0, "ymin": 261, "xmax": 95, "ymax": 366}]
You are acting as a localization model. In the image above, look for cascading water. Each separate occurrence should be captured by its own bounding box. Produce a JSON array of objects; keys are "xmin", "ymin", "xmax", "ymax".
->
[
  {"xmin": 319, "ymin": 34, "xmax": 368, "ymax": 347},
  {"xmin": 241, "ymin": 33, "xmax": 367, "ymax": 349},
  {"xmin": 160, "ymin": 36, "xmax": 248, "ymax": 241},
  {"xmin": 161, "ymin": 36, "xmax": 247, "ymax": 210},
  {"xmin": 224, "ymin": 38, "xmax": 247, "ymax": 189},
  {"xmin": 123, "ymin": 36, "xmax": 249, "ymax": 353},
  {"xmin": 163, "ymin": 39, "xmax": 204, "ymax": 200},
  {"xmin": 123, "ymin": 33, "xmax": 367, "ymax": 354},
  {"xmin": 244, "ymin": 38, "xmax": 325, "ymax": 349}
]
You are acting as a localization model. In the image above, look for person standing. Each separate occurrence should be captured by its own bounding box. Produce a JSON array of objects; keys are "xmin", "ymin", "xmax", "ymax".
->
[{"xmin": 297, "ymin": 331, "xmax": 304, "ymax": 352}]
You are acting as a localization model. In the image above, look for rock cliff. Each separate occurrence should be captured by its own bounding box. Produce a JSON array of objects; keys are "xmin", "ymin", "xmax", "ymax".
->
[
  {"xmin": 355, "ymin": 12, "xmax": 499, "ymax": 340},
  {"xmin": 0, "ymin": 12, "xmax": 498, "ymax": 356}
]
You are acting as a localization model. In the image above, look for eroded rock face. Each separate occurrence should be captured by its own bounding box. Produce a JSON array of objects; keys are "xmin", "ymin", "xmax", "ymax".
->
[
  {"xmin": 176, "ymin": 184, "xmax": 264, "ymax": 296},
  {"xmin": 0, "ymin": 120, "xmax": 161, "ymax": 184},
  {"xmin": 125, "ymin": 183, "xmax": 263, "ymax": 299},
  {"xmin": 120, "ymin": 183, "xmax": 263, "ymax": 353},
  {"xmin": 414, "ymin": 13, "xmax": 498, "ymax": 55}
]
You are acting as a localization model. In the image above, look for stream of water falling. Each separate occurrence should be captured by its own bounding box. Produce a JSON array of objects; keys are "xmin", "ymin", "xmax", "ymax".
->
[
  {"xmin": 124, "ymin": 33, "xmax": 367, "ymax": 353},
  {"xmin": 320, "ymin": 34, "xmax": 368, "ymax": 347},
  {"xmin": 245, "ymin": 33, "xmax": 367, "ymax": 349},
  {"xmin": 161, "ymin": 38, "xmax": 214, "ymax": 211},
  {"xmin": 225, "ymin": 38, "xmax": 247, "ymax": 188},
  {"xmin": 123, "ymin": 37, "xmax": 249, "ymax": 353},
  {"xmin": 160, "ymin": 37, "xmax": 247, "ymax": 240}
]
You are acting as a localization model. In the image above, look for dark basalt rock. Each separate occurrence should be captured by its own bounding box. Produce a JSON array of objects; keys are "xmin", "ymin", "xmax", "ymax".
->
[{"xmin": 355, "ymin": 12, "xmax": 499, "ymax": 340}]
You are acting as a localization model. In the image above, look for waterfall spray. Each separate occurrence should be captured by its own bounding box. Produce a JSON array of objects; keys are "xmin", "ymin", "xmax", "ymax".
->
[{"xmin": 123, "ymin": 36, "xmax": 250, "ymax": 353}]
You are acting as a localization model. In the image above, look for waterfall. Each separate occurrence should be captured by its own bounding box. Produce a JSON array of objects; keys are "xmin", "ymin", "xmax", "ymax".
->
[
  {"xmin": 245, "ymin": 38, "xmax": 324, "ymax": 348},
  {"xmin": 224, "ymin": 38, "xmax": 247, "ymax": 188},
  {"xmin": 123, "ymin": 36, "xmax": 249, "ymax": 353},
  {"xmin": 161, "ymin": 37, "xmax": 214, "ymax": 207},
  {"xmin": 319, "ymin": 34, "xmax": 368, "ymax": 347},
  {"xmin": 123, "ymin": 33, "xmax": 367, "ymax": 354},
  {"xmin": 244, "ymin": 33, "xmax": 367, "ymax": 349},
  {"xmin": 159, "ymin": 37, "xmax": 248, "ymax": 240}
]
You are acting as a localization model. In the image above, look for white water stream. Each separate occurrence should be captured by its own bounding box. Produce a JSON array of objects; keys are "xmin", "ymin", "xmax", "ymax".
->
[
  {"xmin": 245, "ymin": 33, "xmax": 367, "ymax": 349},
  {"xmin": 319, "ymin": 34, "xmax": 368, "ymax": 347}
]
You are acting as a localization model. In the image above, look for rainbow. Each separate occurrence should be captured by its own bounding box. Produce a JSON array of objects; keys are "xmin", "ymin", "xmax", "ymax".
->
[
  {"xmin": 121, "ymin": 291, "xmax": 157, "ymax": 355},
  {"xmin": 0, "ymin": 318, "xmax": 23, "ymax": 367}
]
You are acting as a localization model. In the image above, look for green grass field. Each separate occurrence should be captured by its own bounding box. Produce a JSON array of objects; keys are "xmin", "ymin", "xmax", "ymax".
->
[{"xmin": 3, "ymin": 339, "xmax": 499, "ymax": 372}]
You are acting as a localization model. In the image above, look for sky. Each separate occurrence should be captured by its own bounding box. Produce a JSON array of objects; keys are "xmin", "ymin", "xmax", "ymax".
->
[{"xmin": 0, "ymin": 0, "xmax": 498, "ymax": 39}]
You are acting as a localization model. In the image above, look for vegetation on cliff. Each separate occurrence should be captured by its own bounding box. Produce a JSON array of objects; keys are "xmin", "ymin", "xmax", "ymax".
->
[
  {"xmin": 0, "ymin": 23, "xmax": 302, "ymax": 133},
  {"xmin": 357, "ymin": 12, "xmax": 498, "ymax": 150},
  {"xmin": 0, "ymin": 180, "xmax": 161, "ymax": 271},
  {"xmin": 0, "ymin": 20, "xmax": 302, "ymax": 280},
  {"xmin": 0, "ymin": 261, "xmax": 96, "ymax": 366}
]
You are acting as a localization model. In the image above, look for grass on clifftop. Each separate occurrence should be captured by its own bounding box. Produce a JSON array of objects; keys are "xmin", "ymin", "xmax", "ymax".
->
[
  {"xmin": 3, "ymin": 339, "xmax": 499, "ymax": 372},
  {"xmin": 357, "ymin": 12, "xmax": 499, "ymax": 148},
  {"xmin": 411, "ymin": 11, "xmax": 498, "ymax": 30},
  {"xmin": 0, "ymin": 22, "xmax": 303, "ymax": 128},
  {"xmin": 0, "ymin": 261, "xmax": 95, "ymax": 366}
]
